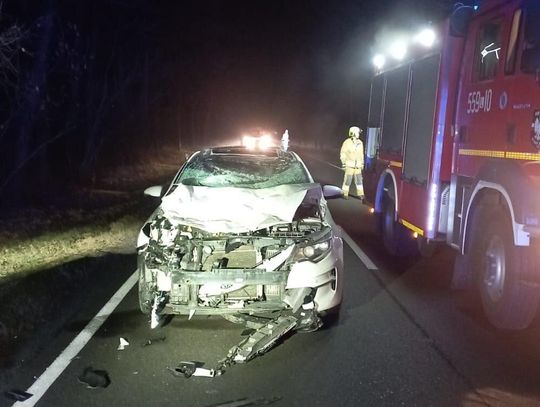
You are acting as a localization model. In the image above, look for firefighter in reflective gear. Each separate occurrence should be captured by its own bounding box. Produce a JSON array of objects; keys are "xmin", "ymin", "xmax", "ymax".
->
[{"xmin": 340, "ymin": 126, "xmax": 364, "ymax": 199}]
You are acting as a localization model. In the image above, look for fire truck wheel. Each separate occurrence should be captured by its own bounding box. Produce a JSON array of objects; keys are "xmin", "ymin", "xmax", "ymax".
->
[
  {"xmin": 138, "ymin": 257, "xmax": 153, "ymax": 315},
  {"xmin": 381, "ymin": 194, "xmax": 418, "ymax": 257},
  {"xmin": 471, "ymin": 206, "xmax": 540, "ymax": 330}
]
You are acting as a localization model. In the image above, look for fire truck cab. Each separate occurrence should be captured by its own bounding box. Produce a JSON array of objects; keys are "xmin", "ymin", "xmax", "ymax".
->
[{"xmin": 364, "ymin": 0, "xmax": 540, "ymax": 329}]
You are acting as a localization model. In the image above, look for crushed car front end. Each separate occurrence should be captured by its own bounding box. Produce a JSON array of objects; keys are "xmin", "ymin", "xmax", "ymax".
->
[
  {"xmin": 136, "ymin": 147, "xmax": 343, "ymax": 330},
  {"xmin": 138, "ymin": 214, "xmax": 342, "ymax": 319}
]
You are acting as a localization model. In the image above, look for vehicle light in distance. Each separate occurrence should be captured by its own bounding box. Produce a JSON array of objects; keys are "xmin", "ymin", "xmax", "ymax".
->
[{"xmin": 242, "ymin": 135, "xmax": 257, "ymax": 150}]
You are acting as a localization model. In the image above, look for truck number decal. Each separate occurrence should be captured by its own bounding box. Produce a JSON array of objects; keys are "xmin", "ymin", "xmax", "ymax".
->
[{"xmin": 467, "ymin": 89, "xmax": 492, "ymax": 114}]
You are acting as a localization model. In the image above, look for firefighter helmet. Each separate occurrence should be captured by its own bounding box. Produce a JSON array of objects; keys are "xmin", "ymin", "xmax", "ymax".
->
[{"xmin": 349, "ymin": 126, "xmax": 362, "ymax": 138}]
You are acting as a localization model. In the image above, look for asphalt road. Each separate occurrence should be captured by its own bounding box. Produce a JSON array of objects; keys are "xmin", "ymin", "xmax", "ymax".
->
[{"xmin": 3, "ymin": 151, "xmax": 540, "ymax": 407}]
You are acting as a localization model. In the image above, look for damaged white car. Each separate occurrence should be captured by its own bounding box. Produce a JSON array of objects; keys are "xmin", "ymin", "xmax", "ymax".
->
[{"xmin": 137, "ymin": 146, "xmax": 343, "ymax": 332}]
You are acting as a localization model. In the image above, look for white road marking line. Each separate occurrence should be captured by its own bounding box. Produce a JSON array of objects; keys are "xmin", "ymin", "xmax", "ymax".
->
[
  {"xmin": 341, "ymin": 227, "xmax": 378, "ymax": 271},
  {"xmin": 13, "ymin": 270, "xmax": 139, "ymax": 407}
]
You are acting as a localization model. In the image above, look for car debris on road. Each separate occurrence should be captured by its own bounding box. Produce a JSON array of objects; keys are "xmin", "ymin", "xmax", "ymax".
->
[
  {"xmin": 168, "ymin": 361, "xmax": 216, "ymax": 378},
  {"xmin": 4, "ymin": 390, "xmax": 32, "ymax": 402},
  {"xmin": 142, "ymin": 335, "xmax": 166, "ymax": 347},
  {"xmin": 77, "ymin": 367, "xmax": 111, "ymax": 389},
  {"xmin": 169, "ymin": 308, "xmax": 319, "ymax": 378},
  {"xmin": 117, "ymin": 337, "xmax": 129, "ymax": 350}
]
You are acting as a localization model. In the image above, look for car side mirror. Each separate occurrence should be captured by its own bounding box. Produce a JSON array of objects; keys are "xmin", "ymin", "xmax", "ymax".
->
[
  {"xmin": 322, "ymin": 185, "xmax": 343, "ymax": 200},
  {"xmin": 144, "ymin": 185, "xmax": 163, "ymax": 198}
]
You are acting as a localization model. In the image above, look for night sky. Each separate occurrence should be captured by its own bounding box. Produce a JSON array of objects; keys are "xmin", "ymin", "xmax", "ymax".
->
[
  {"xmin": 154, "ymin": 0, "xmax": 458, "ymax": 141},
  {"xmin": 0, "ymin": 0, "xmax": 460, "ymax": 205}
]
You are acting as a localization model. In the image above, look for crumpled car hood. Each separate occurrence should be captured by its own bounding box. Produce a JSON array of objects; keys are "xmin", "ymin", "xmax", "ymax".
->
[{"xmin": 160, "ymin": 183, "xmax": 322, "ymax": 233}]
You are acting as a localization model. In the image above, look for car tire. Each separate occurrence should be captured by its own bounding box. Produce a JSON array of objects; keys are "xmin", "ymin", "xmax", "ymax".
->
[
  {"xmin": 469, "ymin": 205, "xmax": 540, "ymax": 330},
  {"xmin": 381, "ymin": 193, "xmax": 418, "ymax": 257},
  {"xmin": 138, "ymin": 256, "xmax": 153, "ymax": 315}
]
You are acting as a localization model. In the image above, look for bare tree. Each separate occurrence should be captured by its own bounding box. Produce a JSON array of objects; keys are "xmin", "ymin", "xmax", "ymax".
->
[{"xmin": 0, "ymin": 1, "xmax": 24, "ymax": 93}]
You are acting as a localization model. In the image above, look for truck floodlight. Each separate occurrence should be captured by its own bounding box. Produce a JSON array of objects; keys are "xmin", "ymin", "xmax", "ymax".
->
[
  {"xmin": 372, "ymin": 54, "xmax": 386, "ymax": 70},
  {"xmin": 415, "ymin": 28, "xmax": 436, "ymax": 48},
  {"xmin": 389, "ymin": 39, "xmax": 407, "ymax": 60}
]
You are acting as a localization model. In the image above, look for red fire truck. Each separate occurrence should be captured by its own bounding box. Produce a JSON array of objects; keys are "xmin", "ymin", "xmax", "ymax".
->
[{"xmin": 364, "ymin": 0, "xmax": 540, "ymax": 329}]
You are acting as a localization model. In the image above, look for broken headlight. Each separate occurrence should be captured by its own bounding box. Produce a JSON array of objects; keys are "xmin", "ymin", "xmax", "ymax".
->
[{"xmin": 291, "ymin": 231, "xmax": 333, "ymax": 263}]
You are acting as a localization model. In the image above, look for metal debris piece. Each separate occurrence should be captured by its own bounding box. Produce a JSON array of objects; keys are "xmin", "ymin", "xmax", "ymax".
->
[
  {"xmin": 206, "ymin": 396, "xmax": 282, "ymax": 407},
  {"xmin": 216, "ymin": 315, "xmax": 297, "ymax": 373},
  {"xmin": 142, "ymin": 336, "xmax": 166, "ymax": 347},
  {"xmin": 168, "ymin": 361, "xmax": 215, "ymax": 378},
  {"xmin": 117, "ymin": 337, "xmax": 129, "ymax": 350},
  {"xmin": 78, "ymin": 367, "xmax": 111, "ymax": 389},
  {"xmin": 4, "ymin": 390, "xmax": 32, "ymax": 402}
]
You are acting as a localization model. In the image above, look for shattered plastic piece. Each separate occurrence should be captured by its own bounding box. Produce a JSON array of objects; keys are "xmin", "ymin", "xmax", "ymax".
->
[
  {"xmin": 78, "ymin": 367, "xmax": 111, "ymax": 389},
  {"xmin": 294, "ymin": 308, "xmax": 322, "ymax": 333},
  {"xmin": 221, "ymin": 314, "xmax": 271, "ymax": 330},
  {"xmin": 117, "ymin": 337, "xmax": 129, "ymax": 350},
  {"xmin": 283, "ymin": 287, "xmax": 312, "ymax": 313},
  {"xmin": 4, "ymin": 390, "xmax": 32, "ymax": 402},
  {"xmin": 207, "ymin": 396, "xmax": 282, "ymax": 407},
  {"xmin": 216, "ymin": 315, "xmax": 297, "ymax": 373},
  {"xmin": 193, "ymin": 367, "xmax": 216, "ymax": 378},
  {"xmin": 169, "ymin": 361, "xmax": 215, "ymax": 378},
  {"xmin": 241, "ymin": 328, "xmax": 256, "ymax": 336},
  {"xmin": 150, "ymin": 294, "xmax": 167, "ymax": 329},
  {"xmin": 169, "ymin": 361, "xmax": 196, "ymax": 378},
  {"xmin": 142, "ymin": 336, "xmax": 166, "ymax": 347}
]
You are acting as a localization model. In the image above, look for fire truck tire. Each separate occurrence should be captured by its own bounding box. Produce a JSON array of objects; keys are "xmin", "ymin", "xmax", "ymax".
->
[
  {"xmin": 381, "ymin": 194, "xmax": 418, "ymax": 257},
  {"xmin": 138, "ymin": 257, "xmax": 153, "ymax": 315},
  {"xmin": 471, "ymin": 206, "xmax": 540, "ymax": 330}
]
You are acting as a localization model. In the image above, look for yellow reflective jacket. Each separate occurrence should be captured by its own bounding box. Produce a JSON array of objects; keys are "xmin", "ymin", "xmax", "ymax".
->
[{"xmin": 340, "ymin": 138, "xmax": 364, "ymax": 169}]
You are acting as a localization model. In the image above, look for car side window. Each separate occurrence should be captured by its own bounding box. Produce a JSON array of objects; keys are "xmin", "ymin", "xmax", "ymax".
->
[{"xmin": 475, "ymin": 20, "xmax": 502, "ymax": 81}]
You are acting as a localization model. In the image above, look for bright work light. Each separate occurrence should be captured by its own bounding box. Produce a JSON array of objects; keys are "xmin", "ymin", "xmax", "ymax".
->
[
  {"xmin": 372, "ymin": 54, "xmax": 386, "ymax": 69},
  {"xmin": 389, "ymin": 39, "xmax": 407, "ymax": 60},
  {"xmin": 415, "ymin": 28, "xmax": 436, "ymax": 47}
]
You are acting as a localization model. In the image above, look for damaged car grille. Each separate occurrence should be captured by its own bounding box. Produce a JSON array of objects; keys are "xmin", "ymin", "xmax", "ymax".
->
[{"xmin": 140, "ymin": 217, "xmax": 327, "ymax": 315}]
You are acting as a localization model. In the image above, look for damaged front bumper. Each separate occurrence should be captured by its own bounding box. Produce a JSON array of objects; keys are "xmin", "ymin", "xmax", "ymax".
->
[
  {"xmin": 139, "ymin": 238, "xmax": 342, "ymax": 318},
  {"xmin": 138, "ymin": 214, "xmax": 343, "ymax": 328}
]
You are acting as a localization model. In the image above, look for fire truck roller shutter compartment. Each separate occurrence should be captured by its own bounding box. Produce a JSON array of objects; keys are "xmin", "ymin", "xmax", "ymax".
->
[
  {"xmin": 381, "ymin": 66, "xmax": 409, "ymax": 154},
  {"xmin": 403, "ymin": 54, "xmax": 441, "ymax": 186}
]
